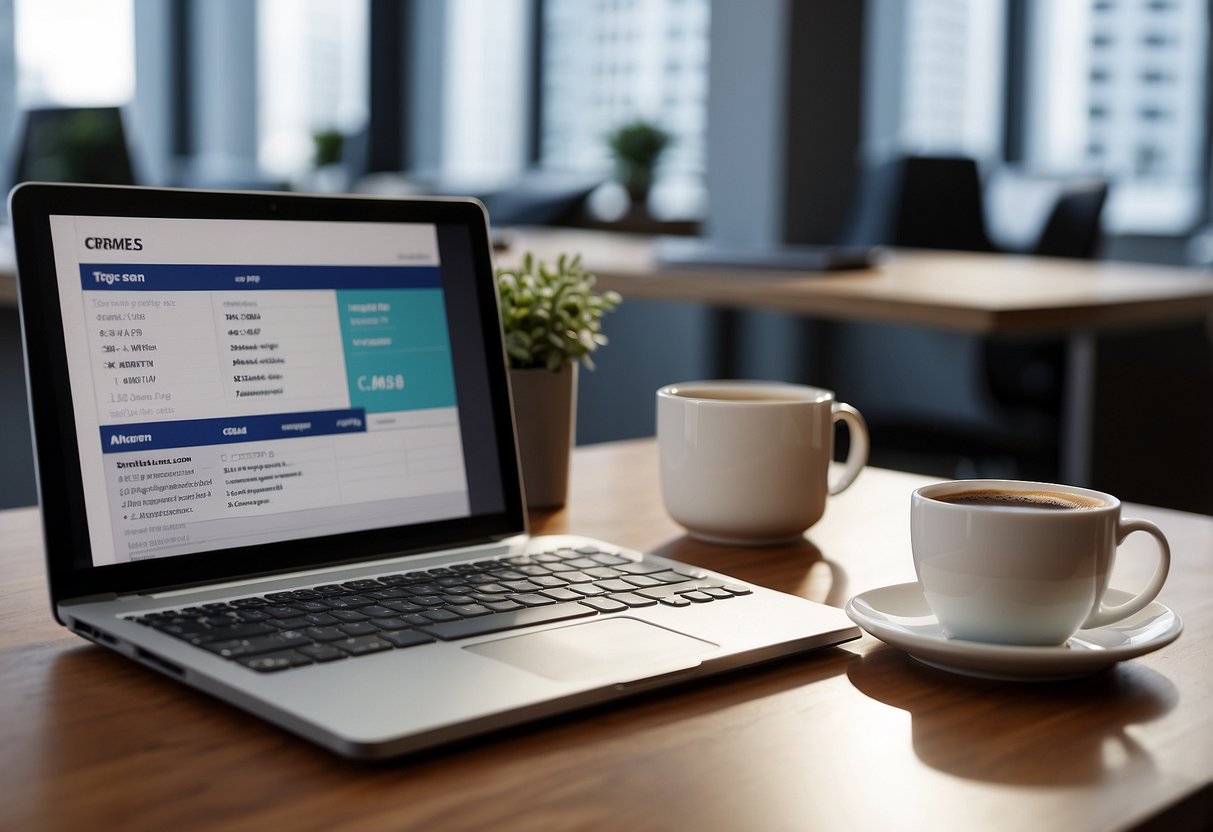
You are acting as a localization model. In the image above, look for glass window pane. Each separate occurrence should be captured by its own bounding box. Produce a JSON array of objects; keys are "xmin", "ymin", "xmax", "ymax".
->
[
  {"xmin": 442, "ymin": 0, "xmax": 530, "ymax": 182},
  {"xmin": 257, "ymin": 0, "xmax": 369, "ymax": 183},
  {"xmin": 540, "ymin": 0, "xmax": 711, "ymax": 218},
  {"xmin": 899, "ymin": 0, "xmax": 1005, "ymax": 158},
  {"xmin": 14, "ymin": 0, "xmax": 133, "ymax": 106},
  {"xmin": 1025, "ymin": 0, "xmax": 1208, "ymax": 233}
]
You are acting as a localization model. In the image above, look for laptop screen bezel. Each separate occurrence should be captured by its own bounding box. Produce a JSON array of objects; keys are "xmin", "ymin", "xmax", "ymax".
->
[{"xmin": 10, "ymin": 183, "xmax": 527, "ymax": 605}]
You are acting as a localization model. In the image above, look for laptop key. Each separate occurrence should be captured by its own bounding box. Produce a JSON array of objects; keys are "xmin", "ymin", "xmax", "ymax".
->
[
  {"xmin": 339, "ymin": 622, "xmax": 379, "ymax": 636},
  {"xmin": 371, "ymin": 617, "xmax": 413, "ymax": 631},
  {"xmin": 649, "ymin": 570, "xmax": 695, "ymax": 584},
  {"xmin": 469, "ymin": 582, "xmax": 510, "ymax": 594},
  {"xmin": 297, "ymin": 644, "xmax": 347, "ymax": 663},
  {"xmin": 420, "ymin": 602, "xmax": 598, "ymax": 641},
  {"xmin": 358, "ymin": 605, "xmax": 399, "ymax": 618},
  {"xmin": 267, "ymin": 617, "xmax": 310, "ymax": 630},
  {"xmin": 502, "ymin": 580, "xmax": 542, "ymax": 593},
  {"xmin": 191, "ymin": 622, "xmax": 276, "ymax": 643},
  {"xmin": 305, "ymin": 626, "xmax": 346, "ymax": 642},
  {"xmin": 513, "ymin": 594, "xmax": 557, "ymax": 607},
  {"xmin": 331, "ymin": 594, "xmax": 376, "ymax": 608},
  {"xmin": 420, "ymin": 609, "xmax": 462, "ymax": 623},
  {"xmin": 482, "ymin": 599, "xmax": 525, "ymax": 612},
  {"xmin": 538, "ymin": 587, "xmax": 582, "ymax": 602},
  {"xmin": 380, "ymin": 630, "xmax": 437, "ymax": 649},
  {"xmin": 302, "ymin": 613, "xmax": 339, "ymax": 627},
  {"xmin": 594, "ymin": 579, "xmax": 634, "ymax": 593},
  {"xmin": 610, "ymin": 592, "xmax": 659, "ymax": 608},
  {"xmin": 332, "ymin": 636, "xmax": 394, "ymax": 657},
  {"xmin": 238, "ymin": 650, "xmax": 313, "ymax": 672},
  {"xmin": 382, "ymin": 600, "xmax": 424, "ymax": 614},
  {"xmin": 616, "ymin": 562, "xmax": 668, "ymax": 576},
  {"xmin": 580, "ymin": 597, "xmax": 629, "ymax": 613},
  {"xmin": 329, "ymin": 609, "xmax": 370, "ymax": 623},
  {"xmin": 449, "ymin": 604, "xmax": 492, "ymax": 617},
  {"xmin": 342, "ymin": 580, "xmax": 381, "ymax": 590},
  {"xmin": 680, "ymin": 591, "xmax": 714, "ymax": 603},
  {"xmin": 205, "ymin": 630, "xmax": 311, "ymax": 657},
  {"xmin": 589, "ymin": 553, "xmax": 630, "ymax": 566},
  {"xmin": 659, "ymin": 595, "xmax": 692, "ymax": 607}
]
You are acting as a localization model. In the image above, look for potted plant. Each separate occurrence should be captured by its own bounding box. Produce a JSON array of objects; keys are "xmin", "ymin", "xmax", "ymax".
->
[
  {"xmin": 497, "ymin": 252, "xmax": 621, "ymax": 508},
  {"xmin": 308, "ymin": 128, "xmax": 347, "ymax": 192},
  {"xmin": 606, "ymin": 119, "xmax": 672, "ymax": 213}
]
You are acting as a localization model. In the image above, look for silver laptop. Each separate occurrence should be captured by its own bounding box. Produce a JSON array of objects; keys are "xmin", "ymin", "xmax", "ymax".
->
[{"xmin": 10, "ymin": 183, "xmax": 858, "ymax": 760}]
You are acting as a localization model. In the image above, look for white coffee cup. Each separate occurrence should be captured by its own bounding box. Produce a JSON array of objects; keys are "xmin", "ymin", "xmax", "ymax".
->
[
  {"xmin": 657, "ymin": 380, "xmax": 868, "ymax": 545},
  {"xmin": 911, "ymin": 479, "xmax": 1171, "ymax": 646}
]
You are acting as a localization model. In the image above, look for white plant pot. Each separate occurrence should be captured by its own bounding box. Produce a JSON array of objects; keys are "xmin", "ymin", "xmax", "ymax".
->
[{"xmin": 509, "ymin": 364, "xmax": 578, "ymax": 509}]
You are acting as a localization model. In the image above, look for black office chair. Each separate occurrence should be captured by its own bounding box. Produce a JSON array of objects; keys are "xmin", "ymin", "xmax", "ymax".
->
[
  {"xmin": 842, "ymin": 155, "xmax": 997, "ymax": 252},
  {"xmin": 8, "ymin": 106, "xmax": 138, "ymax": 188},
  {"xmin": 846, "ymin": 155, "xmax": 1108, "ymax": 479},
  {"xmin": 984, "ymin": 180, "xmax": 1109, "ymax": 414}
]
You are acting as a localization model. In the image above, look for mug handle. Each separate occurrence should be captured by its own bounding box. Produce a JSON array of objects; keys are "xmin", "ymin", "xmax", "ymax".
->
[
  {"xmin": 1081, "ymin": 518, "xmax": 1171, "ymax": 630},
  {"xmin": 828, "ymin": 402, "xmax": 869, "ymax": 496}
]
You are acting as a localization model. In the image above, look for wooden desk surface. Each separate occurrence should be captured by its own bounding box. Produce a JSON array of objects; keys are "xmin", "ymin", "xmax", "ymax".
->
[
  {"xmin": 501, "ymin": 227, "xmax": 1213, "ymax": 334},
  {"xmin": 2, "ymin": 439, "xmax": 1211, "ymax": 831}
]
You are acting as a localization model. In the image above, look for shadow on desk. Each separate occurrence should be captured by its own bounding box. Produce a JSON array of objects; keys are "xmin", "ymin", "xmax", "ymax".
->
[
  {"xmin": 650, "ymin": 534, "xmax": 850, "ymax": 608},
  {"xmin": 846, "ymin": 648, "xmax": 1176, "ymax": 787}
]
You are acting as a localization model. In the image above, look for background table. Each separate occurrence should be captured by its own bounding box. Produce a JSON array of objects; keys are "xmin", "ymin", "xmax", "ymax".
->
[
  {"xmin": 1, "ymin": 439, "xmax": 1210, "ymax": 831},
  {"xmin": 502, "ymin": 228, "xmax": 1213, "ymax": 489}
]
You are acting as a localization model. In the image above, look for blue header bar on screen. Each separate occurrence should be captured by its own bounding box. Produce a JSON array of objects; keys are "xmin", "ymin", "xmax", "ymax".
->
[
  {"xmin": 80, "ymin": 264, "xmax": 442, "ymax": 291},
  {"xmin": 100, "ymin": 409, "xmax": 368, "ymax": 453}
]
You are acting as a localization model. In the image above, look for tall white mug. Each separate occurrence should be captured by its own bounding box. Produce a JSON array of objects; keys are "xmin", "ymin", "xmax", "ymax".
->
[{"xmin": 657, "ymin": 380, "xmax": 869, "ymax": 545}]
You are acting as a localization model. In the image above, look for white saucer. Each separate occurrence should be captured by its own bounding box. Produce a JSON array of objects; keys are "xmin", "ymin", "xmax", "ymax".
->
[{"xmin": 845, "ymin": 583, "xmax": 1183, "ymax": 682}]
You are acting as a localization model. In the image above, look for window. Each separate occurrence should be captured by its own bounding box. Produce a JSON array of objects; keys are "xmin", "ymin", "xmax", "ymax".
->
[
  {"xmin": 898, "ymin": 0, "xmax": 1005, "ymax": 159},
  {"xmin": 257, "ymin": 0, "xmax": 369, "ymax": 184},
  {"xmin": 1024, "ymin": 0, "xmax": 1208, "ymax": 234},
  {"xmin": 442, "ymin": 0, "xmax": 531, "ymax": 182},
  {"xmin": 13, "ymin": 0, "xmax": 133, "ymax": 107},
  {"xmin": 540, "ymin": 0, "xmax": 711, "ymax": 218}
]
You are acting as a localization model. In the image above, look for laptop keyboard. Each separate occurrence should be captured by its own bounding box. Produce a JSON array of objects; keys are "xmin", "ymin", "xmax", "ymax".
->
[{"xmin": 130, "ymin": 545, "xmax": 751, "ymax": 672}]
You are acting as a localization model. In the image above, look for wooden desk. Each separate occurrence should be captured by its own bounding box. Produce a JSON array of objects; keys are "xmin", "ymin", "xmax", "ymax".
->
[
  {"xmin": 2, "ymin": 439, "xmax": 1210, "ymax": 831},
  {"xmin": 501, "ymin": 228, "xmax": 1213, "ymax": 486}
]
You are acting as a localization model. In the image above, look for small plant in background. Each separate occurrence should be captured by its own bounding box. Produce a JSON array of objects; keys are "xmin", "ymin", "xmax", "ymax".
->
[
  {"xmin": 606, "ymin": 119, "xmax": 672, "ymax": 203},
  {"xmin": 311, "ymin": 129, "xmax": 344, "ymax": 169},
  {"xmin": 496, "ymin": 252, "xmax": 621, "ymax": 372}
]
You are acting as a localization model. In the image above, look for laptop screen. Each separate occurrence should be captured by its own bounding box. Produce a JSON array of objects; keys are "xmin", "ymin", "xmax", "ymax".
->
[{"xmin": 12, "ymin": 186, "xmax": 524, "ymax": 600}]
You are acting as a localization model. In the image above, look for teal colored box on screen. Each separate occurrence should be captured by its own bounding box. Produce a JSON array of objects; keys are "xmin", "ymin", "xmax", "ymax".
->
[{"xmin": 337, "ymin": 289, "xmax": 457, "ymax": 413}]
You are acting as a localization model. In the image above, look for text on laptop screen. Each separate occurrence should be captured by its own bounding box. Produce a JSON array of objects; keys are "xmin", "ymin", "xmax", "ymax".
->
[{"xmin": 50, "ymin": 215, "xmax": 478, "ymax": 566}]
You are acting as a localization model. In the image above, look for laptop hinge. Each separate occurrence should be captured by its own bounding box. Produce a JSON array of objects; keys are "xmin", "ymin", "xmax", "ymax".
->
[{"xmin": 63, "ymin": 593, "xmax": 120, "ymax": 604}]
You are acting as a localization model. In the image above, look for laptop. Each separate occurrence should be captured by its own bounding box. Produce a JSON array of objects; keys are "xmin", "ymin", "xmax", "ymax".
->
[{"xmin": 9, "ymin": 183, "xmax": 859, "ymax": 760}]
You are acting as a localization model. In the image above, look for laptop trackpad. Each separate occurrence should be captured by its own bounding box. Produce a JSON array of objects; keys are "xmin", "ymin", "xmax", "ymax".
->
[{"xmin": 465, "ymin": 617, "xmax": 717, "ymax": 682}]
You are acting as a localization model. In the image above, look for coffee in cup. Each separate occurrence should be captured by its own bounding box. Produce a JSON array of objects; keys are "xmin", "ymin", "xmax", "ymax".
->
[
  {"xmin": 911, "ymin": 479, "xmax": 1170, "ymax": 646},
  {"xmin": 657, "ymin": 380, "xmax": 868, "ymax": 545}
]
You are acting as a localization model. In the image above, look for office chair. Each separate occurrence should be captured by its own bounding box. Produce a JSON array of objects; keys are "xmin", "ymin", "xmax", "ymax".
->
[
  {"xmin": 984, "ymin": 180, "xmax": 1108, "ymax": 414},
  {"xmin": 8, "ymin": 106, "xmax": 138, "ymax": 188},
  {"xmin": 848, "ymin": 156, "xmax": 1108, "ymax": 480}
]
